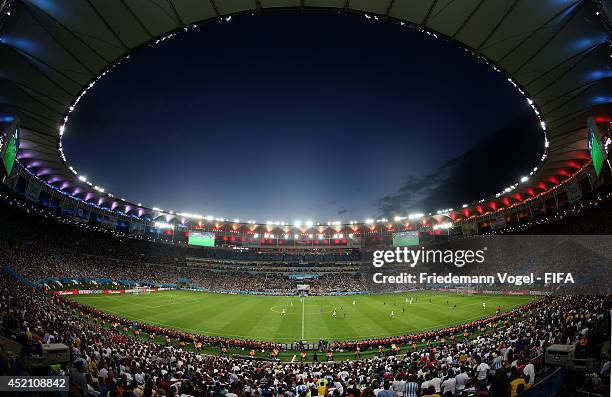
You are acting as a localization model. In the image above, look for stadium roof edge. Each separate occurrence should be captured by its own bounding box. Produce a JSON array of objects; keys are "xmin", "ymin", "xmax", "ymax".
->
[{"xmin": 1, "ymin": 0, "xmax": 611, "ymax": 224}]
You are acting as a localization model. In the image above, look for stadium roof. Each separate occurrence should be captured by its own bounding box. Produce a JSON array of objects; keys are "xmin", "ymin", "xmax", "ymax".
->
[{"xmin": 1, "ymin": 0, "xmax": 611, "ymax": 223}]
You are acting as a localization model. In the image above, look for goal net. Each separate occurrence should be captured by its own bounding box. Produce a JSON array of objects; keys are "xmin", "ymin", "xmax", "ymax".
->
[
  {"xmin": 456, "ymin": 288, "xmax": 474, "ymax": 296},
  {"xmin": 132, "ymin": 286, "xmax": 150, "ymax": 295},
  {"xmin": 297, "ymin": 284, "xmax": 310, "ymax": 297}
]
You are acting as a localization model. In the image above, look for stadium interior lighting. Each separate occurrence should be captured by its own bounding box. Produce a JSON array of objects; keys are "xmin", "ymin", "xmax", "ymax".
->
[
  {"xmin": 2, "ymin": 1, "xmax": 589, "ymax": 238},
  {"xmin": 305, "ymin": 221, "xmax": 313, "ymax": 228},
  {"xmin": 521, "ymin": 176, "xmax": 529, "ymax": 183},
  {"xmin": 153, "ymin": 221, "xmax": 174, "ymax": 230},
  {"xmin": 78, "ymin": 175, "xmax": 87, "ymax": 182},
  {"xmin": 408, "ymin": 213, "xmax": 424, "ymax": 220},
  {"xmin": 433, "ymin": 222, "xmax": 452, "ymax": 230}
]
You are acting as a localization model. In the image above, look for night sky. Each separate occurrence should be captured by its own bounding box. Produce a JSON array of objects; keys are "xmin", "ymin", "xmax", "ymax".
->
[{"xmin": 64, "ymin": 12, "xmax": 542, "ymax": 222}]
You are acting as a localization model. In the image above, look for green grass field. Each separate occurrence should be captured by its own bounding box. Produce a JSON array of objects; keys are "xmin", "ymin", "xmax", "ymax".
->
[{"xmin": 70, "ymin": 290, "xmax": 535, "ymax": 343}]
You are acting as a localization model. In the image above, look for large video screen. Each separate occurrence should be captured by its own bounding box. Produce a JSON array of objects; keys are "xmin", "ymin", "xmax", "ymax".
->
[
  {"xmin": 392, "ymin": 231, "xmax": 419, "ymax": 247},
  {"xmin": 188, "ymin": 231, "xmax": 215, "ymax": 247},
  {"xmin": 587, "ymin": 117, "xmax": 605, "ymax": 177},
  {"xmin": 2, "ymin": 131, "xmax": 17, "ymax": 176}
]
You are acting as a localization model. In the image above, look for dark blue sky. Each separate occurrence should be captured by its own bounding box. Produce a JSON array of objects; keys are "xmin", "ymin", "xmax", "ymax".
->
[{"xmin": 64, "ymin": 12, "xmax": 541, "ymax": 222}]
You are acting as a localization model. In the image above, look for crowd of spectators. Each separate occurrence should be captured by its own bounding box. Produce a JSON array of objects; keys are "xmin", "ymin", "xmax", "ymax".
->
[
  {"xmin": 1, "ymin": 176, "xmax": 612, "ymax": 395},
  {"xmin": 0, "ymin": 196, "xmax": 367, "ymax": 293},
  {"xmin": 1, "ymin": 270, "xmax": 610, "ymax": 397},
  {"xmin": 0, "ymin": 238, "xmax": 365, "ymax": 293},
  {"xmin": 500, "ymin": 190, "xmax": 612, "ymax": 235}
]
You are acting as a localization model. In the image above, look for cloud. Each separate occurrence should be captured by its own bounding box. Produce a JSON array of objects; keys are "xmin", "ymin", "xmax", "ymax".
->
[
  {"xmin": 376, "ymin": 115, "xmax": 541, "ymax": 218},
  {"xmin": 377, "ymin": 163, "xmax": 458, "ymax": 216}
]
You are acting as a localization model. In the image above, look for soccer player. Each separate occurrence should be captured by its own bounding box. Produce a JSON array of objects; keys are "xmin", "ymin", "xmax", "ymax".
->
[
  {"xmin": 409, "ymin": 297, "xmax": 413, "ymax": 305},
  {"xmin": 332, "ymin": 309, "xmax": 337, "ymax": 318},
  {"xmin": 390, "ymin": 310, "xmax": 395, "ymax": 318},
  {"xmin": 352, "ymin": 299, "xmax": 356, "ymax": 305},
  {"xmin": 482, "ymin": 302, "xmax": 486, "ymax": 310},
  {"xmin": 290, "ymin": 301, "xmax": 293, "ymax": 308},
  {"xmin": 281, "ymin": 308, "xmax": 286, "ymax": 316}
]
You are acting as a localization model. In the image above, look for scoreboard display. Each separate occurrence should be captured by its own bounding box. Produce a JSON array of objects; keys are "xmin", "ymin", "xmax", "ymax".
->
[
  {"xmin": 0, "ymin": 118, "xmax": 18, "ymax": 177},
  {"xmin": 587, "ymin": 117, "xmax": 606, "ymax": 177},
  {"xmin": 188, "ymin": 231, "xmax": 215, "ymax": 247},
  {"xmin": 392, "ymin": 231, "xmax": 419, "ymax": 247}
]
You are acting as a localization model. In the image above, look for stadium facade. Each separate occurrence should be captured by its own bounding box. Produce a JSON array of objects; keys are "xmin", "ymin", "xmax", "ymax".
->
[{"xmin": 0, "ymin": 0, "xmax": 611, "ymax": 247}]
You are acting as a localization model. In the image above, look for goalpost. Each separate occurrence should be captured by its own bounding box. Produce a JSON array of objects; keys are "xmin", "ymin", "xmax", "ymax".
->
[
  {"xmin": 133, "ymin": 286, "xmax": 150, "ymax": 295},
  {"xmin": 456, "ymin": 287, "xmax": 474, "ymax": 296},
  {"xmin": 297, "ymin": 284, "xmax": 310, "ymax": 297}
]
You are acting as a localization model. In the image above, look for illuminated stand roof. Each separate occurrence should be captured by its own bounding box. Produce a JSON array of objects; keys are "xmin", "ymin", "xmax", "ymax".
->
[{"xmin": 0, "ymin": 0, "xmax": 610, "ymax": 228}]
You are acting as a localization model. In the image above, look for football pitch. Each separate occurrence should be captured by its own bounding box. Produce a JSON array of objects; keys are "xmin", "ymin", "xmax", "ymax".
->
[{"xmin": 70, "ymin": 290, "xmax": 535, "ymax": 342}]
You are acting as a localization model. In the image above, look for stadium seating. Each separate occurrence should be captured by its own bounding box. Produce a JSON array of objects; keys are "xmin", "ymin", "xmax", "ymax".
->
[{"xmin": 0, "ymin": 189, "xmax": 611, "ymax": 396}]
